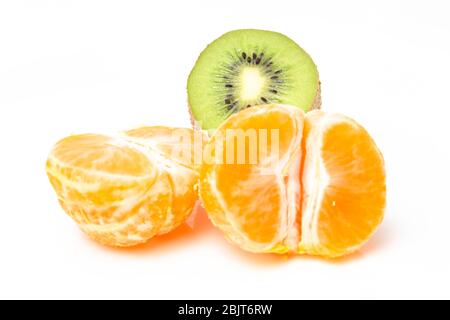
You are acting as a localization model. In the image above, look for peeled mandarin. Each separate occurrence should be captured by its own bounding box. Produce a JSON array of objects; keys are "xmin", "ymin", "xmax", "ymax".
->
[
  {"xmin": 199, "ymin": 104, "xmax": 386, "ymax": 257},
  {"xmin": 46, "ymin": 127, "xmax": 200, "ymax": 247}
]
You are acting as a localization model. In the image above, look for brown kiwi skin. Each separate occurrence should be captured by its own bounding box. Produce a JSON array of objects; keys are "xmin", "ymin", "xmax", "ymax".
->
[
  {"xmin": 187, "ymin": 82, "xmax": 322, "ymax": 132},
  {"xmin": 311, "ymin": 82, "xmax": 322, "ymax": 110}
]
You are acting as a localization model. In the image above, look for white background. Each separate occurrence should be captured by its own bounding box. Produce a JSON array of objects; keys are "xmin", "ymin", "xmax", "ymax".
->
[{"xmin": 1, "ymin": 0, "xmax": 449, "ymax": 299}]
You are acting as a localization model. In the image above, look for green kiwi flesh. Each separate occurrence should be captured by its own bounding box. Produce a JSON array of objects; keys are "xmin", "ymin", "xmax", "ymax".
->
[{"xmin": 187, "ymin": 29, "xmax": 320, "ymax": 131}]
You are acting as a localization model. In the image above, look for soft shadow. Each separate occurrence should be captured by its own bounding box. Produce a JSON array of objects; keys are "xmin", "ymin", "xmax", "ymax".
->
[
  {"xmin": 87, "ymin": 206, "xmax": 395, "ymax": 264},
  {"xmin": 219, "ymin": 222, "xmax": 396, "ymax": 266},
  {"xmin": 220, "ymin": 243, "xmax": 290, "ymax": 267}
]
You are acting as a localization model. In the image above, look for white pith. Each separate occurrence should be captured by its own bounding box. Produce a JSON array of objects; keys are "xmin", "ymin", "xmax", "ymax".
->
[
  {"xmin": 283, "ymin": 143, "xmax": 302, "ymax": 250},
  {"xmin": 276, "ymin": 105, "xmax": 305, "ymax": 251},
  {"xmin": 299, "ymin": 132, "xmax": 328, "ymax": 252}
]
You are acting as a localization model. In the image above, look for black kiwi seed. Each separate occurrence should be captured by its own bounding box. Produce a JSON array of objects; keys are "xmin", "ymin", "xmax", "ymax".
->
[
  {"xmin": 247, "ymin": 57, "xmax": 251, "ymax": 63},
  {"xmin": 252, "ymin": 53, "xmax": 257, "ymax": 60},
  {"xmin": 246, "ymin": 105, "xmax": 251, "ymax": 108},
  {"xmin": 242, "ymin": 52, "xmax": 247, "ymax": 59},
  {"xmin": 271, "ymin": 76, "xmax": 278, "ymax": 80},
  {"xmin": 224, "ymin": 99, "xmax": 231, "ymax": 104},
  {"xmin": 225, "ymin": 84, "xmax": 233, "ymax": 88},
  {"xmin": 228, "ymin": 101, "xmax": 238, "ymax": 110},
  {"xmin": 275, "ymin": 70, "xmax": 282, "ymax": 74},
  {"xmin": 255, "ymin": 58, "xmax": 261, "ymax": 65},
  {"xmin": 271, "ymin": 89, "xmax": 278, "ymax": 94},
  {"xmin": 261, "ymin": 97, "xmax": 268, "ymax": 103},
  {"xmin": 226, "ymin": 101, "xmax": 236, "ymax": 109}
]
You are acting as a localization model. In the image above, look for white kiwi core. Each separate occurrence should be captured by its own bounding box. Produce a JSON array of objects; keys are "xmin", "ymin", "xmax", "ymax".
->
[{"xmin": 239, "ymin": 67, "xmax": 267, "ymax": 101}]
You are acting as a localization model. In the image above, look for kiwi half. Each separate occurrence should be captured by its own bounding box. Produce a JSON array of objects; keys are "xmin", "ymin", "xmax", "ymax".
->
[{"xmin": 187, "ymin": 29, "xmax": 320, "ymax": 131}]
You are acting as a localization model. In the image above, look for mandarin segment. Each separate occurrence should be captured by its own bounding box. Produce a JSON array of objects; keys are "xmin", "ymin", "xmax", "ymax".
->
[
  {"xmin": 46, "ymin": 127, "xmax": 199, "ymax": 247},
  {"xmin": 199, "ymin": 105, "xmax": 304, "ymax": 253},
  {"xmin": 299, "ymin": 111, "xmax": 386, "ymax": 257}
]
